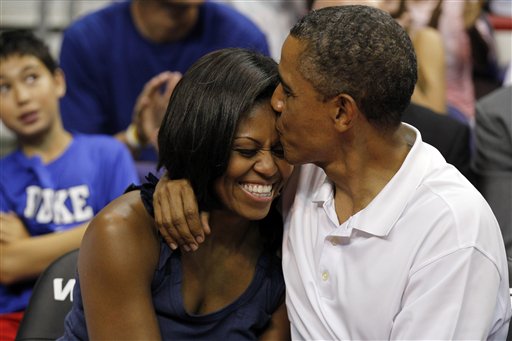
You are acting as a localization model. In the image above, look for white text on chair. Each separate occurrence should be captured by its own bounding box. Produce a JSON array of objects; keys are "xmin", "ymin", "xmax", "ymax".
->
[{"xmin": 53, "ymin": 278, "xmax": 76, "ymax": 301}]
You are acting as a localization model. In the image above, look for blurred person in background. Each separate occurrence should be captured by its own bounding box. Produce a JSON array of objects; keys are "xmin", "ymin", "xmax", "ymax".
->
[
  {"xmin": 472, "ymin": 85, "xmax": 512, "ymax": 286},
  {"xmin": 0, "ymin": 30, "xmax": 138, "ymax": 341},
  {"xmin": 59, "ymin": 0, "xmax": 270, "ymax": 163}
]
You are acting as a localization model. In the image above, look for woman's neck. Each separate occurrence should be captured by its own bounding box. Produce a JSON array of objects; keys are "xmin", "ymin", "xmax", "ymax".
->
[
  {"xmin": 182, "ymin": 210, "xmax": 263, "ymax": 263},
  {"xmin": 205, "ymin": 211, "xmax": 260, "ymax": 250}
]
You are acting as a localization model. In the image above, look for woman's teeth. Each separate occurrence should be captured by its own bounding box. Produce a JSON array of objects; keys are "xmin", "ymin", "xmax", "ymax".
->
[{"xmin": 240, "ymin": 183, "xmax": 273, "ymax": 197}]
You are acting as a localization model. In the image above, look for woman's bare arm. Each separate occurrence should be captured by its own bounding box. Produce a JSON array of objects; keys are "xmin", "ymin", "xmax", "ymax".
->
[
  {"xmin": 79, "ymin": 191, "xmax": 162, "ymax": 340},
  {"xmin": 259, "ymin": 301, "xmax": 291, "ymax": 341},
  {"xmin": 153, "ymin": 174, "xmax": 210, "ymax": 252}
]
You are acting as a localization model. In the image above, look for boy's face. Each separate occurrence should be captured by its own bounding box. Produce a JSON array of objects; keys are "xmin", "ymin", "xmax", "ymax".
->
[{"xmin": 0, "ymin": 54, "xmax": 65, "ymax": 140}]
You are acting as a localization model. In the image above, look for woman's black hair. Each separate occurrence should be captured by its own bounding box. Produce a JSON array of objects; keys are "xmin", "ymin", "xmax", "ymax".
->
[{"xmin": 157, "ymin": 48, "xmax": 279, "ymax": 211}]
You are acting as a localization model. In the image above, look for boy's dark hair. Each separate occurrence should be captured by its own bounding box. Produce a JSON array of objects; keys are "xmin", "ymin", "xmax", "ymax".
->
[
  {"xmin": 0, "ymin": 29, "xmax": 58, "ymax": 73},
  {"xmin": 291, "ymin": 5, "xmax": 417, "ymax": 130},
  {"xmin": 157, "ymin": 48, "xmax": 279, "ymax": 211}
]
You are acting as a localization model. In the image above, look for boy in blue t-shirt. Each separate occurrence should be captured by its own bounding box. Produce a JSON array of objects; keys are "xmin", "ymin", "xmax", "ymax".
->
[{"xmin": 0, "ymin": 30, "xmax": 139, "ymax": 340}]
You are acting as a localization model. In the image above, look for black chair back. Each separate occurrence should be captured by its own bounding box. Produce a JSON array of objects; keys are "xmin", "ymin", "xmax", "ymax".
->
[{"xmin": 15, "ymin": 249, "xmax": 79, "ymax": 341}]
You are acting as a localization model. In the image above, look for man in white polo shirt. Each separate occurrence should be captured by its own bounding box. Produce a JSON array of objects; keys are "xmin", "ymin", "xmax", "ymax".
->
[{"xmin": 154, "ymin": 5, "xmax": 511, "ymax": 340}]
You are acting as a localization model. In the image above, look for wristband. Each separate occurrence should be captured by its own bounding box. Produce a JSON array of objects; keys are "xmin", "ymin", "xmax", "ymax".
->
[{"xmin": 126, "ymin": 124, "xmax": 141, "ymax": 149}]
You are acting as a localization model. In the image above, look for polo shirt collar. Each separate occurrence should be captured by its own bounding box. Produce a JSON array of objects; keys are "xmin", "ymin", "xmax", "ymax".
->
[
  {"xmin": 312, "ymin": 175, "xmax": 334, "ymax": 205},
  {"xmin": 311, "ymin": 123, "xmax": 432, "ymax": 237}
]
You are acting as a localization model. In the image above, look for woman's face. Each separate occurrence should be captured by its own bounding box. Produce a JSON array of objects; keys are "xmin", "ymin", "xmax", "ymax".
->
[{"xmin": 214, "ymin": 102, "xmax": 293, "ymax": 221}]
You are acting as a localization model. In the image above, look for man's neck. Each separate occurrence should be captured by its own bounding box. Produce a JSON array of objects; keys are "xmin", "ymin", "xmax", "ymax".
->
[{"xmin": 322, "ymin": 124, "xmax": 413, "ymax": 224}]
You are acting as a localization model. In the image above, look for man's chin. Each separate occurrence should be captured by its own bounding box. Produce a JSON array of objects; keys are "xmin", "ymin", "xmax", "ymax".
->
[{"xmin": 284, "ymin": 152, "xmax": 307, "ymax": 166}]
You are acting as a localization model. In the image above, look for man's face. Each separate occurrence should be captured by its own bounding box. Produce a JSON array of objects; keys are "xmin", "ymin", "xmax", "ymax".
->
[
  {"xmin": 271, "ymin": 36, "xmax": 337, "ymax": 166},
  {"xmin": 139, "ymin": 0, "xmax": 204, "ymax": 42}
]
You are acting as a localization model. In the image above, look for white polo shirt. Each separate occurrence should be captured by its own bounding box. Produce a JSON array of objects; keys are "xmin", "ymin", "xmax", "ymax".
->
[{"xmin": 281, "ymin": 124, "xmax": 511, "ymax": 340}]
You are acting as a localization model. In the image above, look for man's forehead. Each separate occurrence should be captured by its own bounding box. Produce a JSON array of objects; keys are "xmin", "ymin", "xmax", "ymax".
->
[{"xmin": 278, "ymin": 37, "xmax": 300, "ymax": 78}]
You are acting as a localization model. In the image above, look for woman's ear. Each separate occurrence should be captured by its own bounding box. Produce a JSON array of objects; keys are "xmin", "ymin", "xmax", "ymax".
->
[{"xmin": 333, "ymin": 93, "xmax": 358, "ymax": 132}]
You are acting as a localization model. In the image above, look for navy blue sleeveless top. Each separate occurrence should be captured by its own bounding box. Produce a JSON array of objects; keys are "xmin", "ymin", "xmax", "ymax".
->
[{"xmin": 59, "ymin": 176, "xmax": 285, "ymax": 340}]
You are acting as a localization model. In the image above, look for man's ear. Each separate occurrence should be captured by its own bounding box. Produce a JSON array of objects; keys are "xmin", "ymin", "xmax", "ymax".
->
[{"xmin": 333, "ymin": 93, "xmax": 358, "ymax": 132}]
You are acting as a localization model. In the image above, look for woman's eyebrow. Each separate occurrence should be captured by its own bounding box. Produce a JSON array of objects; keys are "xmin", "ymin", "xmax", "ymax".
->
[{"xmin": 233, "ymin": 136, "xmax": 263, "ymax": 145}]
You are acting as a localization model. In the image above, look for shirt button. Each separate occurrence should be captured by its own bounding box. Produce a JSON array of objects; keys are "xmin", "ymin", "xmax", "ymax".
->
[{"xmin": 322, "ymin": 271, "xmax": 329, "ymax": 281}]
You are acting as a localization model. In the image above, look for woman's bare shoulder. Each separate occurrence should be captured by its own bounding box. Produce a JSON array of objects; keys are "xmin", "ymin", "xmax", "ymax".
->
[{"xmin": 81, "ymin": 190, "xmax": 159, "ymax": 262}]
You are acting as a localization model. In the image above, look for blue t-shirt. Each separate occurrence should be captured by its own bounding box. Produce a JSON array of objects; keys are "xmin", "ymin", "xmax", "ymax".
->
[
  {"xmin": 60, "ymin": 0, "xmax": 270, "ymax": 136},
  {"xmin": 0, "ymin": 134, "xmax": 139, "ymax": 313}
]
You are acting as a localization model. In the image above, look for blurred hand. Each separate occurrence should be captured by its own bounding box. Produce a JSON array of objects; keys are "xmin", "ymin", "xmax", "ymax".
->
[
  {"xmin": 133, "ymin": 71, "xmax": 182, "ymax": 149},
  {"xmin": 0, "ymin": 212, "xmax": 30, "ymax": 243}
]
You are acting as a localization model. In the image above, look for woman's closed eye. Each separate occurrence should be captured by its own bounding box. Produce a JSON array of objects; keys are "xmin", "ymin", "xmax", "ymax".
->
[
  {"xmin": 234, "ymin": 146, "xmax": 285, "ymax": 159},
  {"xmin": 234, "ymin": 148, "xmax": 259, "ymax": 158},
  {"xmin": 271, "ymin": 145, "xmax": 285, "ymax": 159}
]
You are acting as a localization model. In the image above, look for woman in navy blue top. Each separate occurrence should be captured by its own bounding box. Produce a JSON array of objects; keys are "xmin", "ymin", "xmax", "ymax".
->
[{"xmin": 60, "ymin": 48, "xmax": 292, "ymax": 340}]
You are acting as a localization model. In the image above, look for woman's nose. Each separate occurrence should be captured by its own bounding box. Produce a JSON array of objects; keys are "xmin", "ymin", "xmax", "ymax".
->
[{"xmin": 254, "ymin": 150, "xmax": 278, "ymax": 178}]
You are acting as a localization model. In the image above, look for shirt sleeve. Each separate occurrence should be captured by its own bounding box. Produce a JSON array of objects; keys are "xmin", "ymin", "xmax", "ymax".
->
[
  {"xmin": 59, "ymin": 27, "xmax": 110, "ymax": 134},
  {"xmin": 102, "ymin": 141, "xmax": 140, "ymax": 204},
  {"xmin": 390, "ymin": 247, "xmax": 508, "ymax": 340}
]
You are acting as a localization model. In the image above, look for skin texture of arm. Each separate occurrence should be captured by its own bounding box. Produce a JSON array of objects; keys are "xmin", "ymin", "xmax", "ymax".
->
[
  {"xmin": 259, "ymin": 300, "xmax": 291, "ymax": 341},
  {"xmin": 153, "ymin": 174, "xmax": 210, "ymax": 251},
  {"xmin": 79, "ymin": 190, "xmax": 162, "ymax": 340},
  {"xmin": 0, "ymin": 220, "xmax": 87, "ymax": 285},
  {"xmin": 411, "ymin": 27, "xmax": 446, "ymax": 114}
]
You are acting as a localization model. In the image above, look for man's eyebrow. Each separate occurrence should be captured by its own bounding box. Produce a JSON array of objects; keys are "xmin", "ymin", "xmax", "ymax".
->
[{"xmin": 277, "ymin": 72, "xmax": 292, "ymax": 92}]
